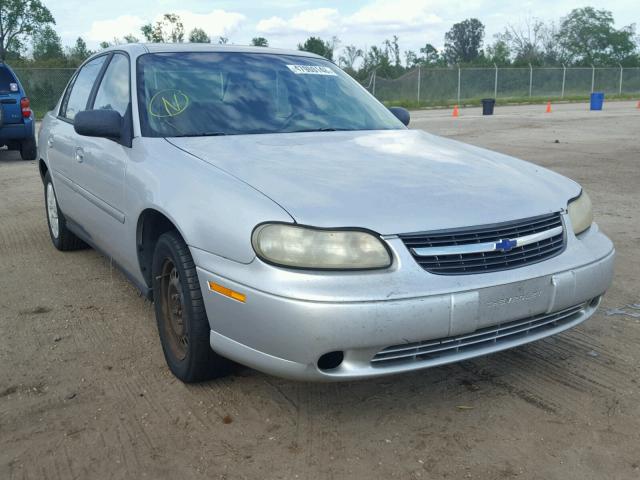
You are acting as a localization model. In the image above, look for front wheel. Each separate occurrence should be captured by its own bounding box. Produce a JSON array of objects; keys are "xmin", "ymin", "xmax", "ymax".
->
[
  {"xmin": 152, "ymin": 230, "xmax": 232, "ymax": 382},
  {"xmin": 20, "ymin": 137, "xmax": 37, "ymax": 160}
]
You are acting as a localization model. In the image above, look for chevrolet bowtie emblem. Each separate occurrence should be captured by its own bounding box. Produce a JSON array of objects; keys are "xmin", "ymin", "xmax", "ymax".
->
[{"xmin": 494, "ymin": 238, "xmax": 518, "ymax": 252}]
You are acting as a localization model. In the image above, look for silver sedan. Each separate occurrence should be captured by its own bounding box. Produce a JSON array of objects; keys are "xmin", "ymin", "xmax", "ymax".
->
[{"xmin": 38, "ymin": 44, "xmax": 614, "ymax": 382}]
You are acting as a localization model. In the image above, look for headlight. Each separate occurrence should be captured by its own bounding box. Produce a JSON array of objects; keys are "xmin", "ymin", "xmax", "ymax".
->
[
  {"xmin": 568, "ymin": 191, "xmax": 593, "ymax": 235},
  {"xmin": 252, "ymin": 223, "xmax": 392, "ymax": 270}
]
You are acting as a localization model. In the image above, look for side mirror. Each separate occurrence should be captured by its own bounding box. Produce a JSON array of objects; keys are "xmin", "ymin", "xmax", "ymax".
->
[
  {"xmin": 74, "ymin": 109, "xmax": 122, "ymax": 139},
  {"xmin": 389, "ymin": 106, "xmax": 410, "ymax": 126}
]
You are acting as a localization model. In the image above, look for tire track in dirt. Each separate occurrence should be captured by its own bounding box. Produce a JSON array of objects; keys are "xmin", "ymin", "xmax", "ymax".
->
[
  {"xmin": 3, "ymin": 107, "xmax": 640, "ymax": 479},
  {"xmin": 455, "ymin": 320, "xmax": 638, "ymax": 418}
]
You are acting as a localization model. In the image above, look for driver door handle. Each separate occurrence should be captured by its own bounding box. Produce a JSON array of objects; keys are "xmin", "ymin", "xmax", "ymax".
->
[{"xmin": 75, "ymin": 147, "xmax": 84, "ymax": 163}]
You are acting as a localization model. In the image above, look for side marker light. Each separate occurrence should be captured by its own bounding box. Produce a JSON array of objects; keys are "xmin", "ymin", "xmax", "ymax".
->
[{"xmin": 208, "ymin": 281, "xmax": 246, "ymax": 303}]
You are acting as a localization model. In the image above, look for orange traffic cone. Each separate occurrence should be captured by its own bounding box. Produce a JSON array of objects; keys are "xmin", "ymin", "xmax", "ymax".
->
[
  {"xmin": 545, "ymin": 101, "xmax": 552, "ymax": 113},
  {"xmin": 452, "ymin": 105, "xmax": 459, "ymax": 117}
]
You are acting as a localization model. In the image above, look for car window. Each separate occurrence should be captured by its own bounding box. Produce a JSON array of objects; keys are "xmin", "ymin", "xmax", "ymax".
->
[
  {"xmin": 61, "ymin": 55, "xmax": 107, "ymax": 121},
  {"xmin": 0, "ymin": 67, "xmax": 18, "ymax": 93},
  {"xmin": 137, "ymin": 52, "xmax": 403, "ymax": 137},
  {"xmin": 92, "ymin": 53, "xmax": 130, "ymax": 116}
]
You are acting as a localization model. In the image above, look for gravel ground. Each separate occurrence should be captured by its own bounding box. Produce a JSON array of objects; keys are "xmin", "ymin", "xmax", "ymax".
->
[{"xmin": 1, "ymin": 101, "xmax": 639, "ymax": 480}]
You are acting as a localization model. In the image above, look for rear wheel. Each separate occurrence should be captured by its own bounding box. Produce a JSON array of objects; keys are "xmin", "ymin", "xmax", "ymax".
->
[
  {"xmin": 44, "ymin": 171, "xmax": 86, "ymax": 251},
  {"xmin": 152, "ymin": 230, "xmax": 232, "ymax": 382},
  {"xmin": 20, "ymin": 137, "xmax": 37, "ymax": 160}
]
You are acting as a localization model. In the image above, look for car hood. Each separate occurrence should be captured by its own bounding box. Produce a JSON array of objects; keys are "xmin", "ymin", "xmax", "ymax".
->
[{"xmin": 168, "ymin": 129, "xmax": 580, "ymax": 235}]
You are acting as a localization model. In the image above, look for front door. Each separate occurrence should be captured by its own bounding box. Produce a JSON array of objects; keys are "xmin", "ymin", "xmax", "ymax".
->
[{"xmin": 72, "ymin": 53, "xmax": 133, "ymax": 263}]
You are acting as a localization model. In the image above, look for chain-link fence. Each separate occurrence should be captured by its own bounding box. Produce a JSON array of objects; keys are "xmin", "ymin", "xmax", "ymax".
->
[
  {"xmin": 13, "ymin": 68, "xmax": 75, "ymax": 117},
  {"xmin": 366, "ymin": 66, "xmax": 640, "ymax": 105},
  {"xmin": 11, "ymin": 65, "xmax": 640, "ymax": 118}
]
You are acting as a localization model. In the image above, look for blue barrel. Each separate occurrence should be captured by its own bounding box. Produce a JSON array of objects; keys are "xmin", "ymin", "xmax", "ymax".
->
[{"xmin": 590, "ymin": 92, "xmax": 605, "ymax": 111}]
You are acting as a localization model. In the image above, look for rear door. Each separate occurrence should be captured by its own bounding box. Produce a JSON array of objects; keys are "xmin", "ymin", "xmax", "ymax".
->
[
  {"xmin": 45, "ymin": 55, "xmax": 108, "ymax": 223},
  {"xmin": 0, "ymin": 67, "xmax": 23, "ymax": 124}
]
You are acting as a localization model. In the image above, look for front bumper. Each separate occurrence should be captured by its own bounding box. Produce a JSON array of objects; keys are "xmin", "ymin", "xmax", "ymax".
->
[{"xmin": 193, "ymin": 221, "xmax": 614, "ymax": 381}]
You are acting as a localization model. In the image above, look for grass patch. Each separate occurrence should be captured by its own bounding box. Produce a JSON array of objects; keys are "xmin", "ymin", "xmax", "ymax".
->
[
  {"xmin": 33, "ymin": 108, "xmax": 49, "ymax": 121},
  {"xmin": 384, "ymin": 93, "xmax": 640, "ymax": 110}
]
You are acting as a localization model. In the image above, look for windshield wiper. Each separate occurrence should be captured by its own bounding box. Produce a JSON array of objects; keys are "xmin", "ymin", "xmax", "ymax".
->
[
  {"xmin": 172, "ymin": 131, "xmax": 228, "ymax": 137},
  {"xmin": 286, "ymin": 128, "xmax": 351, "ymax": 133}
]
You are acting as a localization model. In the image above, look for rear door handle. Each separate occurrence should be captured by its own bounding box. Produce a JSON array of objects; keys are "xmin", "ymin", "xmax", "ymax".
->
[
  {"xmin": 75, "ymin": 147, "xmax": 84, "ymax": 163},
  {"xmin": 47, "ymin": 135, "xmax": 54, "ymax": 148}
]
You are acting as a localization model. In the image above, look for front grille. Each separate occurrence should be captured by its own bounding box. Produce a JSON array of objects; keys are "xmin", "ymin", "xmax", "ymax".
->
[
  {"xmin": 371, "ymin": 303, "xmax": 586, "ymax": 366},
  {"xmin": 400, "ymin": 212, "xmax": 565, "ymax": 275}
]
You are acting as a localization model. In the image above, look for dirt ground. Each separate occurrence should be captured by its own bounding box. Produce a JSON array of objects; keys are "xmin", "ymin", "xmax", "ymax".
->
[{"xmin": 1, "ymin": 101, "xmax": 639, "ymax": 480}]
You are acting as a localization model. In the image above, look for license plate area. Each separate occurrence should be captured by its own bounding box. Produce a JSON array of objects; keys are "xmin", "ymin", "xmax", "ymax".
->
[{"xmin": 477, "ymin": 276, "xmax": 554, "ymax": 328}]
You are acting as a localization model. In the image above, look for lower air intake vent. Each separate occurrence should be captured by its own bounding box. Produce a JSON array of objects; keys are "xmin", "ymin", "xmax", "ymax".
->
[{"xmin": 371, "ymin": 303, "xmax": 586, "ymax": 366}]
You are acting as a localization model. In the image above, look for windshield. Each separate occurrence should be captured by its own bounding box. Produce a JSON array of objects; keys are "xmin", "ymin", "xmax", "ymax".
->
[
  {"xmin": 0, "ymin": 67, "xmax": 18, "ymax": 93},
  {"xmin": 136, "ymin": 52, "xmax": 403, "ymax": 137}
]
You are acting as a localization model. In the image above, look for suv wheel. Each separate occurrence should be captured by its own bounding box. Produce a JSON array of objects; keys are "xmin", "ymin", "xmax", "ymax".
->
[
  {"xmin": 152, "ymin": 230, "xmax": 232, "ymax": 382},
  {"xmin": 20, "ymin": 137, "xmax": 37, "ymax": 160},
  {"xmin": 44, "ymin": 171, "xmax": 87, "ymax": 251}
]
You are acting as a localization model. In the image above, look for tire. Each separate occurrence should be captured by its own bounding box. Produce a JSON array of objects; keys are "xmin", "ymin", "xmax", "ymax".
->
[
  {"xmin": 20, "ymin": 137, "xmax": 37, "ymax": 160},
  {"xmin": 44, "ymin": 171, "xmax": 87, "ymax": 251},
  {"xmin": 152, "ymin": 230, "xmax": 232, "ymax": 382}
]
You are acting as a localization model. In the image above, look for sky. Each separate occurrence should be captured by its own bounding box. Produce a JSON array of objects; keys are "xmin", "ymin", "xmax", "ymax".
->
[{"xmin": 48, "ymin": 0, "xmax": 639, "ymax": 58}]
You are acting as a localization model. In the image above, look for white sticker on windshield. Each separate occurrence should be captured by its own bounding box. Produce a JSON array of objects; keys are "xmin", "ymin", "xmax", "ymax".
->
[
  {"xmin": 286, "ymin": 65, "xmax": 337, "ymax": 76},
  {"xmin": 9, "ymin": 83, "xmax": 18, "ymax": 92}
]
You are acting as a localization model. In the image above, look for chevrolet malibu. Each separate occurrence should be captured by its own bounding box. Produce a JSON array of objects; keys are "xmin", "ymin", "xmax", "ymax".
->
[{"xmin": 38, "ymin": 44, "xmax": 614, "ymax": 382}]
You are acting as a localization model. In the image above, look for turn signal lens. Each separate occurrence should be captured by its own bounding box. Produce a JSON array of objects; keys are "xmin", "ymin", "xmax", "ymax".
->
[{"xmin": 208, "ymin": 281, "xmax": 246, "ymax": 303}]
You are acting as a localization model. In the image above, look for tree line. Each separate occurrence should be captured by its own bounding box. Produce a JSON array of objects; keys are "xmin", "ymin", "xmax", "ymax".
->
[
  {"xmin": 1, "ymin": 0, "xmax": 638, "ymax": 80},
  {"xmin": 332, "ymin": 9, "xmax": 640, "ymax": 82}
]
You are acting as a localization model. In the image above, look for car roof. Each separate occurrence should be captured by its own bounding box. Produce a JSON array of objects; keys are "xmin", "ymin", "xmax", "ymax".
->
[
  {"xmin": 0, "ymin": 62, "xmax": 17, "ymax": 73},
  {"xmin": 99, "ymin": 43, "xmax": 325, "ymax": 60}
]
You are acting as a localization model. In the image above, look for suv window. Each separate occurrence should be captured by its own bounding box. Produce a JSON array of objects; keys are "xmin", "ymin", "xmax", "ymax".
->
[
  {"xmin": 92, "ymin": 54, "xmax": 130, "ymax": 116},
  {"xmin": 0, "ymin": 67, "xmax": 18, "ymax": 93},
  {"xmin": 61, "ymin": 55, "xmax": 107, "ymax": 120}
]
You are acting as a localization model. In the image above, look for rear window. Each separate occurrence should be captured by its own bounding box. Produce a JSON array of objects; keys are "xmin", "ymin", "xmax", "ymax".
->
[{"xmin": 0, "ymin": 68, "xmax": 18, "ymax": 93}]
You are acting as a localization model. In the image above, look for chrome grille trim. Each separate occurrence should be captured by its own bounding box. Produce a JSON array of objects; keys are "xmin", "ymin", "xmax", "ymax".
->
[
  {"xmin": 371, "ymin": 303, "xmax": 586, "ymax": 365},
  {"xmin": 412, "ymin": 226, "xmax": 563, "ymax": 257},
  {"xmin": 400, "ymin": 212, "xmax": 565, "ymax": 275}
]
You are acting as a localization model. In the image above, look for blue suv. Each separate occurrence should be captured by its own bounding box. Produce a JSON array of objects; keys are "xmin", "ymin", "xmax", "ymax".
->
[{"xmin": 0, "ymin": 63, "xmax": 36, "ymax": 160}]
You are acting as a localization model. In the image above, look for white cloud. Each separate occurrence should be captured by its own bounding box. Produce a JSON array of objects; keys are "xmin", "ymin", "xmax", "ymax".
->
[
  {"xmin": 288, "ymin": 8, "xmax": 340, "ymax": 32},
  {"xmin": 174, "ymin": 9, "xmax": 246, "ymax": 38},
  {"xmin": 85, "ymin": 9, "xmax": 246, "ymax": 43},
  {"xmin": 255, "ymin": 2, "xmax": 443, "ymax": 39},
  {"xmin": 256, "ymin": 16, "xmax": 290, "ymax": 34},
  {"xmin": 347, "ymin": 0, "xmax": 443, "ymax": 31},
  {"xmin": 86, "ymin": 15, "xmax": 145, "ymax": 42},
  {"xmin": 257, "ymin": 8, "xmax": 339, "ymax": 34}
]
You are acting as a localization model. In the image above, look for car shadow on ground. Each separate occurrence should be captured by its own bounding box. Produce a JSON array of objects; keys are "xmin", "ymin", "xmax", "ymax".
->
[{"xmin": 0, "ymin": 148, "xmax": 26, "ymax": 163}]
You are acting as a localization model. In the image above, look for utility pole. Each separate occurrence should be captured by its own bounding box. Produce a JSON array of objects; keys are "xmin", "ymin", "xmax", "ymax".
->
[
  {"xmin": 457, "ymin": 66, "xmax": 461, "ymax": 105},
  {"xmin": 619, "ymin": 64, "xmax": 623, "ymax": 95}
]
